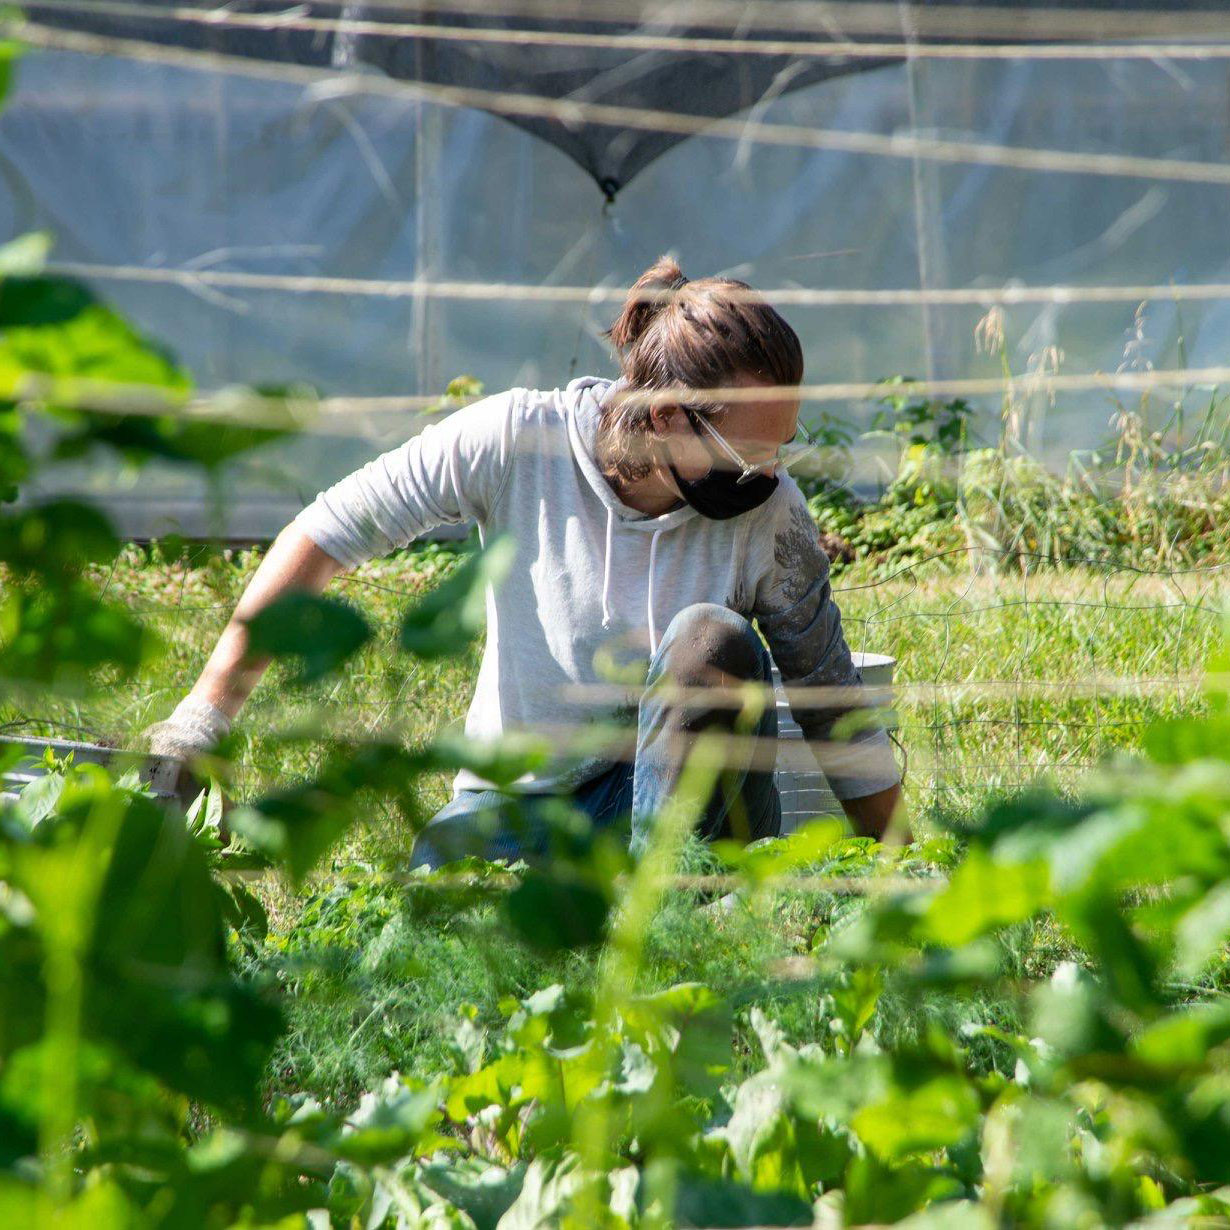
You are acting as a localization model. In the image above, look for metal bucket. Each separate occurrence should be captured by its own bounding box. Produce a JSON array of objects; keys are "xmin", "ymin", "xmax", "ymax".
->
[
  {"xmin": 772, "ymin": 651, "xmax": 898, "ymax": 835},
  {"xmin": 1, "ymin": 734, "xmax": 201, "ymax": 811}
]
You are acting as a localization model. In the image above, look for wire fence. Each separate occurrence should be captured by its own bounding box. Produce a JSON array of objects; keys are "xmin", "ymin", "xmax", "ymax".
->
[{"xmin": 4, "ymin": 544, "xmax": 1222, "ymax": 831}]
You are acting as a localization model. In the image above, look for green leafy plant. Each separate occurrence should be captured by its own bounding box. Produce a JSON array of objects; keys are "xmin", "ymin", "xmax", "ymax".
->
[{"xmin": 872, "ymin": 377, "xmax": 974, "ymax": 455}]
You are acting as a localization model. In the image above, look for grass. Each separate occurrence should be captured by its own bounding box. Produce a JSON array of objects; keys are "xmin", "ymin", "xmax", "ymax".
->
[
  {"xmin": 10, "ymin": 538, "xmax": 1219, "ymax": 810},
  {"xmin": 252, "ymin": 833, "xmax": 1087, "ymax": 1108},
  {"xmin": 3, "ymin": 539, "xmax": 1225, "ymax": 1108}
]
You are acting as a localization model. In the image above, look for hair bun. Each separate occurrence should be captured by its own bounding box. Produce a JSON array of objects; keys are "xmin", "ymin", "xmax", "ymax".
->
[{"xmin": 606, "ymin": 255, "xmax": 688, "ymax": 350}]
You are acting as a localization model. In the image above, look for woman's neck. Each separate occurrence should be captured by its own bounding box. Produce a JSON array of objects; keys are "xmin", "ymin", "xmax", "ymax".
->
[
  {"xmin": 610, "ymin": 465, "xmax": 684, "ymax": 517},
  {"xmin": 594, "ymin": 399, "xmax": 683, "ymax": 516}
]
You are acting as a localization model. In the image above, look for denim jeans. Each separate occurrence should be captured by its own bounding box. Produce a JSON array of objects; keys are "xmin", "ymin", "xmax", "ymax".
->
[{"xmin": 409, "ymin": 603, "xmax": 782, "ymax": 869}]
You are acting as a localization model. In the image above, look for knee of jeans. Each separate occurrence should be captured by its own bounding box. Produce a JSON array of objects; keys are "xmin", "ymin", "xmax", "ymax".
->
[
  {"xmin": 409, "ymin": 795, "xmax": 504, "ymax": 870},
  {"xmin": 409, "ymin": 814, "xmax": 473, "ymax": 870},
  {"xmin": 658, "ymin": 602, "xmax": 767, "ymax": 684}
]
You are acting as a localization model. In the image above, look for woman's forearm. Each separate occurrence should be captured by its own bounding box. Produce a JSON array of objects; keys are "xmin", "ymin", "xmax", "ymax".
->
[
  {"xmin": 189, "ymin": 525, "xmax": 345, "ymax": 719},
  {"xmin": 840, "ymin": 780, "xmax": 904, "ymax": 841}
]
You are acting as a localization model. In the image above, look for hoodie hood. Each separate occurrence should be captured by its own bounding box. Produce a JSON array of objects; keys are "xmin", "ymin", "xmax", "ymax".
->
[{"xmin": 564, "ymin": 375, "xmax": 698, "ymax": 534}]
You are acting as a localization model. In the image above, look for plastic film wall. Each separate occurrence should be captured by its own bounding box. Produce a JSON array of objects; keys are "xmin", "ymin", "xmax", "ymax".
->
[{"xmin": 2, "ymin": 46, "xmax": 1228, "ymax": 537}]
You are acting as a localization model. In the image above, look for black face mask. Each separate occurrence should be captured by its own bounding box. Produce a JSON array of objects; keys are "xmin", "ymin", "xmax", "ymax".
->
[{"xmin": 666, "ymin": 408, "xmax": 779, "ymax": 520}]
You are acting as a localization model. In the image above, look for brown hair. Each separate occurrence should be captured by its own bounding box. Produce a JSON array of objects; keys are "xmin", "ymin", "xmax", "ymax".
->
[{"xmin": 598, "ymin": 255, "xmax": 804, "ymax": 482}]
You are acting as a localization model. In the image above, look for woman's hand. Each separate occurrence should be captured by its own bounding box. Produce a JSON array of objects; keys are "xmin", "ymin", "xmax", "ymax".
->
[{"xmin": 142, "ymin": 695, "xmax": 231, "ymax": 761}]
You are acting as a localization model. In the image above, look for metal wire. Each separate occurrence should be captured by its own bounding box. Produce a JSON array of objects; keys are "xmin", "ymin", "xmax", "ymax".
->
[
  {"xmin": 10, "ymin": 363, "xmax": 1230, "ymax": 430},
  {"xmin": 45, "ymin": 259, "xmax": 1230, "ymax": 312},
  {"xmin": 20, "ymin": 0, "xmax": 1230, "ymax": 63},
  {"xmin": 14, "ymin": 18, "xmax": 1230, "ymax": 187},
  {"xmin": 50, "ymin": 0, "xmax": 1230, "ymax": 42}
]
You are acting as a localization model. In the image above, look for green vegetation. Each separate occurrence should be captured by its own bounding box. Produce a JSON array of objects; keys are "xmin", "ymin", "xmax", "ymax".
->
[
  {"xmin": 6, "ymin": 517, "xmax": 1228, "ymax": 1225},
  {"xmin": 18, "ymin": 537, "xmax": 1218, "ymax": 1148},
  {"xmin": 6, "ymin": 56, "xmax": 1230, "ymax": 1224},
  {"xmin": 800, "ymin": 355, "xmax": 1230, "ymax": 577},
  {"xmin": 8, "ymin": 537, "xmax": 1216, "ymax": 814},
  {"xmin": 8, "ymin": 665, "xmax": 1230, "ymax": 1226}
]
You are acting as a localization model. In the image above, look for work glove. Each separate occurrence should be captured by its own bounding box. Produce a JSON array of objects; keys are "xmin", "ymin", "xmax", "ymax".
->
[{"xmin": 142, "ymin": 694, "xmax": 232, "ymax": 762}]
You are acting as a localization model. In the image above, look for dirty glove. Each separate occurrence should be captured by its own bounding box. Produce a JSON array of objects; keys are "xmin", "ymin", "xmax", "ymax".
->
[{"xmin": 142, "ymin": 695, "xmax": 231, "ymax": 761}]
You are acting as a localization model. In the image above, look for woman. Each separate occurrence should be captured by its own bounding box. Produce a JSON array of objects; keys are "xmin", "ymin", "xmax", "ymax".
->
[{"xmin": 147, "ymin": 258, "xmax": 901, "ymax": 865}]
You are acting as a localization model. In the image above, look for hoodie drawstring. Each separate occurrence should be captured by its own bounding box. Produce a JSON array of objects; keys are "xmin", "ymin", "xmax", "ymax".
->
[
  {"xmin": 601, "ymin": 513, "xmax": 670, "ymax": 656},
  {"xmin": 600, "ymin": 506, "xmax": 615, "ymax": 628},
  {"xmin": 646, "ymin": 527, "xmax": 664, "ymax": 656}
]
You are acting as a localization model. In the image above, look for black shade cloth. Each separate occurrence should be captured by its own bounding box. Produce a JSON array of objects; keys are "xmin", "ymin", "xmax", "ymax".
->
[{"xmin": 29, "ymin": 0, "xmax": 1227, "ymax": 196}]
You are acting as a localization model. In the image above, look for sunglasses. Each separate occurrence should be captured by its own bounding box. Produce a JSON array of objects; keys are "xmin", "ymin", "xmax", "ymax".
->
[{"xmin": 681, "ymin": 405, "xmax": 825, "ymax": 486}]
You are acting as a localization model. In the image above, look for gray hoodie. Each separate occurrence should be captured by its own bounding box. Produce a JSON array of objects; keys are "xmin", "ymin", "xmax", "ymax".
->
[{"xmin": 294, "ymin": 376, "xmax": 898, "ymax": 800}]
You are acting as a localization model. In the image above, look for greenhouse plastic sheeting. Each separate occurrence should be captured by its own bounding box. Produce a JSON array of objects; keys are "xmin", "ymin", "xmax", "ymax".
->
[{"xmin": 3, "ymin": 43, "xmax": 1229, "ymax": 538}]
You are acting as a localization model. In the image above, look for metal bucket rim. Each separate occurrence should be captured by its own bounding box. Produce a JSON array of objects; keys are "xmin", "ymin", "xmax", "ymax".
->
[{"xmin": 851, "ymin": 651, "xmax": 895, "ymax": 670}]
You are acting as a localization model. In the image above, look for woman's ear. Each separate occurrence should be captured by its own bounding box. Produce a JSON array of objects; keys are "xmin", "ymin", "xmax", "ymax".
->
[{"xmin": 648, "ymin": 402, "xmax": 678, "ymax": 436}]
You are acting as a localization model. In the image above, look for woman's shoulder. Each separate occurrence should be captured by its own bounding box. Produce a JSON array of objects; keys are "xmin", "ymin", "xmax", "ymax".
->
[
  {"xmin": 436, "ymin": 385, "xmax": 563, "ymax": 437},
  {"xmin": 754, "ymin": 471, "xmax": 812, "ymax": 532},
  {"xmin": 742, "ymin": 474, "xmax": 830, "ymax": 584},
  {"xmin": 495, "ymin": 378, "xmax": 617, "ymax": 449},
  {"xmin": 485, "ymin": 381, "xmax": 601, "ymax": 424}
]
